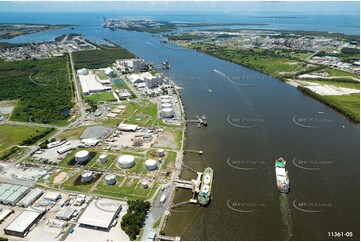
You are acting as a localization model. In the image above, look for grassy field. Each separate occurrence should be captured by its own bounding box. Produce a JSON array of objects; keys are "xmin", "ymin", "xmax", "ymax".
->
[
  {"xmin": 72, "ymin": 46, "xmax": 135, "ymax": 69},
  {"xmin": 93, "ymin": 176, "xmax": 160, "ymax": 200},
  {"xmin": 91, "ymin": 155, "xmax": 116, "ymax": 169},
  {"xmin": 57, "ymin": 127, "xmax": 86, "ymax": 139},
  {"xmin": 84, "ymin": 92, "xmax": 116, "ymax": 103},
  {"xmin": 323, "ymin": 94, "xmax": 360, "ymax": 120},
  {"xmin": 0, "ymin": 124, "xmax": 51, "ymax": 153},
  {"xmin": 0, "ymin": 56, "xmax": 73, "ymax": 125},
  {"xmin": 162, "ymin": 151, "xmax": 177, "ymax": 170}
]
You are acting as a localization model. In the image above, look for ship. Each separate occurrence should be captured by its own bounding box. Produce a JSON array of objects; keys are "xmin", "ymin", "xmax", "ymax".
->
[
  {"xmin": 161, "ymin": 59, "xmax": 171, "ymax": 69},
  {"xmin": 275, "ymin": 157, "xmax": 290, "ymax": 193},
  {"xmin": 198, "ymin": 167, "xmax": 213, "ymax": 205}
]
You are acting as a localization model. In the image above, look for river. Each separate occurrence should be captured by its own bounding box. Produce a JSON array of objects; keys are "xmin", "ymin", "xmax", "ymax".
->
[{"xmin": 1, "ymin": 12, "xmax": 360, "ymax": 241}]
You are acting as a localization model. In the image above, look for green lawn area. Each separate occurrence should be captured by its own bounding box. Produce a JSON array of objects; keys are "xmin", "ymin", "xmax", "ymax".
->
[
  {"xmin": 323, "ymin": 68, "xmax": 359, "ymax": 79},
  {"xmin": 0, "ymin": 124, "xmax": 52, "ymax": 153},
  {"xmin": 93, "ymin": 176, "xmax": 160, "ymax": 200},
  {"xmin": 323, "ymin": 93, "xmax": 360, "ymax": 120},
  {"xmin": 91, "ymin": 155, "xmax": 116, "ymax": 169},
  {"xmin": 112, "ymin": 157, "xmax": 147, "ymax": 175},
  {"xmin": 84, "ymin": 92, "xmax": 116, "ymax": 103},
  {"xmin": 312, "ymin": 80, "xmax": 360, "ymax": 90},
  {"xmin": 96, "ymin": 71, "xmax": 109, "ymax": 80},
  {"xmin": 57, "ymin": 127, "xmax": 86, "ymax": 139},
  {"xmin": 60, "ymin": 171, "xmax": 96, "ymax": 193},
  {"xmin": 0, "ymin": 56, "xmax": 73, "ymax": 125},
  {"xmin": 162, "ymin": 151, "xmax": 177, "ymax": 170}
]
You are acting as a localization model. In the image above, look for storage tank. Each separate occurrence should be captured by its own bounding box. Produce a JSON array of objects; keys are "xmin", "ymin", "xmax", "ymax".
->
[
  {"xmin": 161, "ymin": 103, "xmax": 172, "ymax": 108},
  {"xmin": 145, "ymin": 159, "xmax": 157, "ymax": 171},
  {"xmin": 75, "ymin": 150, "xmax": 90, "ymax": 162},
  {"xmin": 105, "ymin": 174, "xmax": 116, "ymax": 185},
  {"xmin": 161, "ymin": 108, "xmax": 173, "ymax": 118},
  {"xmin": 157, "ymin": 149, "xmax": 165, "ymax": 157},
  {"xmin": 160, "ymin": 95, "xmax": 170, "ymax": 99},
  {"xmin": 142, "ymin": 181, "xmax": 148, "ymax": 189},
  {"xmin": 99, "ymin": 154, "xmax": 107, "ymax": 163},
  {"xmin": 160, "ymin": 98, "xmax": 171, "ymax": 103},
  {"xmin": 81, "ymin": 172, "xmax": 93, "ymax": 183},
  {"xmin": 118, "ymin": 155, "xmax": 135, "ymax": 169}
]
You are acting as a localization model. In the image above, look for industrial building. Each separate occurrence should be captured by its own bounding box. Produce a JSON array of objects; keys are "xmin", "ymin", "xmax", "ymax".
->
[
  {"xmin": 4, "ymin": 208, "xmax": 45, "ymax": 237},
  {"xmin": 17, "ymin": 188, "xmax": 44, "ymax": 207},
  {"xmin": 43, "ymin": 191, "xmax": 61, "ymax": 201},
  {"xmin": 78, "ymin": 198, "xmax": 122, "ymax": 231},
  {"xmin": 128, "ymin": 72, "xmax": 162, "ymax": 88},
  {"xmin": 78, "ymin": 71, "xmax": 112, "ymax": 95},
  {"xmin": 56, "ymin": 207, "xmax": 76, "ymax": 221},
  {"xmin": 104, "ymin": 67, "xmax": 115, "ymax": 77},
  {"xmin": 0, "ymin": 183, "xmax": 30, "ymax": 206},
  {"xmin": 117, "ymin": 123, "xmax": 138, "ymax": 132},
  {"xmin": 57, "ymin": 145, "xmax": 73, "ymax": 154},
  {"xmin": 81, "ymin": 138, "xmax": 99, "ymax": 146}
]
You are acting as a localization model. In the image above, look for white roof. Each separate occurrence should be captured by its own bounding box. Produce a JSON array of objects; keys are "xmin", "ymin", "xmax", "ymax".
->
[
  {"xmin": 79, "ymin": 74, "xmax": 111, "ymax": 93},
  {"xmin": 78, "ymin": 198, "xmax": 122, "ymax": 229},
  {"xmin": 43, "ymin": 191, "xmax": 61, "ymax": 200},
  {"xmin": 118, "ymin": 155, "xmax": 135, "ymax": 164},
  {"xmin": 57, "ymin": 145, "xmax": 73, "ymax": 153},
  {"xmin": 117, "ymin": 124, "xmax": 138, "ymax": 131},
  {"xmin": 81, "ymin": 139, "xmax": 99, "ymax": 145},
  {"xmin": 104, "ymin": 67, "xmax": 114, "ymax": 75},
  {"xmin": 56, "ymin": 207, "xmax": 76, "ymax": 220},
  {"xmin": 5, "ymin": 209, "xmax": 42, "ymax": 233},
  {"xmin": 276, "ymin": 167, "xmax": 287, "ymax": 177}
]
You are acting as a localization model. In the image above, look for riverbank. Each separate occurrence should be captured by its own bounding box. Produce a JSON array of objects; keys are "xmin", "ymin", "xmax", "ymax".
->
[{"xmin": 180, "ymin": 42, "xmax": 360, "ymax": 123}]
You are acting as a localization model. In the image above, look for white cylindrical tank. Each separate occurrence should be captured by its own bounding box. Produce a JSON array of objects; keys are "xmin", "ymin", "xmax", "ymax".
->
[
  {"xmin": 142, "ymin": 181, "xmax": 148, "ymax": 189},
  {"xmin": 162, "ymin": 108, "xmax": 173, "ymax": 118},
  {"xmin": 145, "ymin": 159, "xmax": 157, "ymax": 171},
  {"xmin": 75, "ymin": 150, "xmax": 90, "ymax": 162},
  {"xmin": 105, "ymin": 174, "xmax": 116, "ymax": 185},
  {"xmin": 118, "ymin": 155, "xmax": 135, "ymax": 169},
  {"xmin": 161, "ymin": 98, "xmax": 171, "ymax": 103},
  {"xmin": 160, "ymin": 95, "xmax": 170, "ymax": 99},
  {"xmin": 161, "ymin": 103, "xmax": 172, "ymax": 108},
  {"xmin": 157, "ymin": 149, "xmax": 165, "ymax": 157},
  {"xmin": 99, "ymin": 154, "xmax": 107, "ymax": 163},
  {"xmin": 81, "ymin": 172, "xmax": 93, "ymax": 183}
]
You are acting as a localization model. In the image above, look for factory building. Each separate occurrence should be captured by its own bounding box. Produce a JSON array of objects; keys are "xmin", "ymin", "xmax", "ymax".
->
[
  {"xmin": 104, "ymin": 67, "xmax": 115, "ymax": 77},
  {"xmin": 56, "ymin": 207, "xmax": 76, "ymax": 221},
  {"xmin": 4, "ymin": 208, "xmax": 45, "ymax": 237},
  {"xmin": 57, "ymin": 145, "xmax": 73, "ymax": 154},
  {"xmin": 81, "ymin": 138, "xmax": 99, "ymax": 146},
  {"xmin": 43, "ymin": 191, "xmax": 61, "ymax": 201},
  {"xmin": 0, "ymin": 184, "xmax": 30, "ymax": 206},
  {"xmin": 17, "ymin": 188, "xmax": 44, "ymax": 207},
  {"xmin": 78, "ymin": 71, "xmax": 112, "ymax": 95},
  {"xmin": 117, "ymin": 123, "xmax": 138, "ymax": 132},
  {"xmin": 78, "ymin": 198, "xmax": 122, "ymax": 231}
]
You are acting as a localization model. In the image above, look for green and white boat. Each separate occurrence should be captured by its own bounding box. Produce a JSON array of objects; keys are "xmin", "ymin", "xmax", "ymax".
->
[{"xmin": 198, "ymin": 167, "xmax": 213, "ymax": 206}]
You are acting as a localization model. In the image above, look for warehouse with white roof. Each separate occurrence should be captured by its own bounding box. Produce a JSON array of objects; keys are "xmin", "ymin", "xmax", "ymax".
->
[
  {"xmin": 78, "ymin": 72, "xmax": 112, "ymax": 95},
  {"xmin": 4, "ymin": 207, "xmax": 45, "ymax": 237},
  {"xmin": 78, "ymin": 198, "xmax": 122, "ymax": 231},
  {"xmin": 56, "ymin": 207, "xmax": 76, "ymax": 221}
]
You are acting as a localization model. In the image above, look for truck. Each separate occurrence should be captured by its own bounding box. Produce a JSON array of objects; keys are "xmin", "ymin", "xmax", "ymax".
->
[{"xmin": 160, "ymin": 194, "xmax": 167, "ymax": 203}]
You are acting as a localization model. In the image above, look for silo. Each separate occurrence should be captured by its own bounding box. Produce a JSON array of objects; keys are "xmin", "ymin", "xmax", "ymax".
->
[
  {"xmin": 157, "ymin": 149, "xmax": 165, "ymax": 157},
  {"xmin": 145, "ymin": 159, "xmax": 157, "ymax": 171},
  {"xmin": 105, "ymin": 174, "xmax": 116, "ymax": 185},
  {"xmin": 75, "ymin": 150, "xmax": 90, "ymax": 162},
  {"xmin": 99, "ymin": 154, "xmax": 107, "ymax": 163},
  {"xmin": 162, "ymin": 108, "xmax": 174, "ymax": 118},
  {"xmin": 160, "ymin": 95, "xmax": 170, "ymax": 99},
  {"xmin": 161, "ymin": 103, "xmax": 172, "ymax": 109},
  {"xmin": 118, "ymin": 155, "xmax": 135, "ymax": 169},
  {"xmin": 142, "ymin": 181, "xmax": 148, "ymax": 189},
  {"xmin": 81, "ymin": 172, "xmax": 93, "ymax": 183},
  {"xmin": 161, "ymin": 98, "xmax": 171, "ymax": 104}
]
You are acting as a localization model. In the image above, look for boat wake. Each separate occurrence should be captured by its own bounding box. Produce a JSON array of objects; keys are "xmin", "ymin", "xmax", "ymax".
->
[
  {"xmin": 145, "ymin": 41, "xmax": 159, "ymax": 48},
  {"xmin": 279, "ymin": 193, "xmax": 293, "ymax": 240}
]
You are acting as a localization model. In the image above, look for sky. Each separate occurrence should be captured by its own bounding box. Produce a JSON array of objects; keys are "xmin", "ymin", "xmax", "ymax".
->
[{"xmin": 0, "ymin": 1, "xmax": 359, "ymax": 13}]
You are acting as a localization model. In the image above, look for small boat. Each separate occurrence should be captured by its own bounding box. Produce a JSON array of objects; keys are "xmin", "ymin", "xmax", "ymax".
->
[
  {"xmin": 161, "ymin": 59, "xmax": 171, "ymax": 69},
  {"xmin": 275, "ymin": 157, "xmax": 290, "ymax": 193}
]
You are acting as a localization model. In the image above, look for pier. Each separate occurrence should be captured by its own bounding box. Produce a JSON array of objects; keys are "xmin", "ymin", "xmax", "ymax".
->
[
  {"xmin": 157, "ymin": 235, "xmax": 181, "ymax": 241},
  {"xmin": 185, "ymin": 114, "xmax": 208, "ymax": 128}
]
